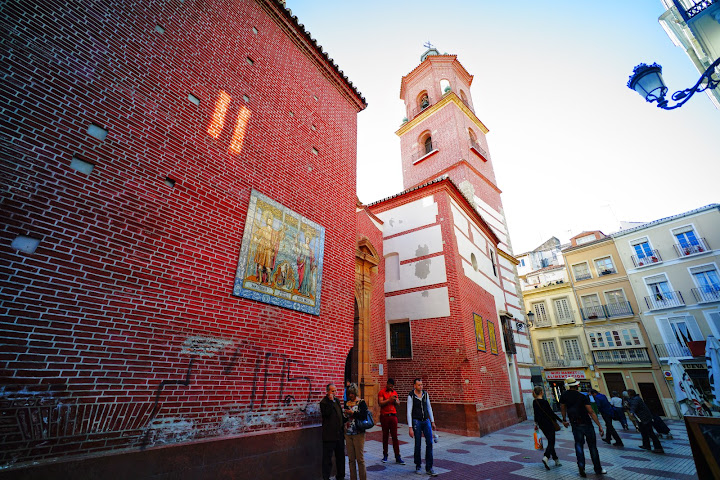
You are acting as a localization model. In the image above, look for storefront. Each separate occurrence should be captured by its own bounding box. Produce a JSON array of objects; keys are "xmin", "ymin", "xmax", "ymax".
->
[{"xmin": 543, "ymin": 369, "xmax": 592, "ymax": 411}]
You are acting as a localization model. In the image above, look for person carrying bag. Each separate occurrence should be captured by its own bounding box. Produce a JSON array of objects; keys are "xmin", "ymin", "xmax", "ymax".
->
[{"xmin": 532, "ymin": 386, "xmax": 563, "ymax": 470}]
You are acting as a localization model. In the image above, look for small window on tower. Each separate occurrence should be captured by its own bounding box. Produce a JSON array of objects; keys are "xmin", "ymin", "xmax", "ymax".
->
[
  {"xmin": 468, "ymin": 128, "xmax": 477, "ymax": 144},
  {"xmin": 424, "ymin": 135, "xmax": 433, "ymax": 154},
  {"xmin": 460, "ymin": 90, "xmax": 468, "ymax": 105},
  {"xmin": 440, "ymin": 79, "xmax": 451, "ymax": 94}
]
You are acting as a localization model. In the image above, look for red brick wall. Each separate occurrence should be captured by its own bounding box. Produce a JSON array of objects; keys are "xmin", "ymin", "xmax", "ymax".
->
[
  {"xmin": 369, "ymin": 185, "xmax": 513, "ymax": 415},
  {"xmin": 0, "ymin": 0, "xmax": 361, "ymax": 468}
]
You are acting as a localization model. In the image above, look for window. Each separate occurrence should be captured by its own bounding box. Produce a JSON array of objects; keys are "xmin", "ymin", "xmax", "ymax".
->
[
  {"xmin": 589, "ymin": 327, "xmax": 645, "ymax": 349},
  {"xmin": 595, "ymin": 256, "xmax": 615, "ymax": 275},
  {"xmin": 673, "ymin": 226, "xmax": 701, "ymax": 255},
  {"xmin": 541, "ymin": 258, "xmax": 550, "ymax": 268},
  {"xmin": 691, "ymin": 265, "xmax": 720, "ymax": 302},
  {"xmin": 645, "ymin": 274, "xmax": 679, "ymax": 308},
  {"xmin": 460, "ymin": 90, "xmax": 468, "ymax": 105},
  {"xmin": 572, "ymin": 263, "xmax": 592, "ymax": 281},
  {"xmin": 581, "ymin": 294, "xmax": 603, "ymax": 319},
  {"xmin": 633, "ymin": 240, "xmax": 653, "ymax": 259},
  {"xmin": 540, "ymin": 340, "xmax": 558, "ymax": 362},
  {"xmin": 389, "ymin": 321, "xmax": 411, "ymax": 358},
  {"xmin": 468, "ymin": 128, "xmax": 477, "ymax": 145},
  {"xmin": 668, "ymin": 317, "xmax": 696, "ymax": 347},
  {"xmin": 605, "ymin": 289, "xmax": 631, "ymax": 317},
  {"xmin": 563, "ymin": 338, "xmax": 583, "ymax": 361},
  {"xmin": 520, "ymin": 259, "xmax": 525, "ymax": 267},
  {"xmin": 605, "ymin": 289, "xmax": 626, "ymax": 305},
  {"xmin": 532, "ymin": 302, "xmax": 549, "ymax": 325},
  {"xmin": 424, "ymin": 135, "xmax": 433, "ymax": 154},
  {"xmin": 500, "ymin": 316, "xmax": 516, "ymax": 354},
  {"xmin": 553, "ymin": 298, "xmax": 573, "ymax": 323},
  {"xmin": 576, "ymin": 234, "xmax": 596, "ymax": 245}
]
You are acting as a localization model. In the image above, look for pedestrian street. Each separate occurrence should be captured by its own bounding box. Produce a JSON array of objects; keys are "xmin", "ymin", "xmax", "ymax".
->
[{"xmin": 329, "ymin": 419, "xmax": 697, "ymax": 479}]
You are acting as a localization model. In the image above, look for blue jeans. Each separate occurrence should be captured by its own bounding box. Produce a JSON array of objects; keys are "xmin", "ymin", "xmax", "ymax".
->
[
  {"xmin": 571, "ymin": 423, "xmax": 602, "ymax": 473},
  {"xmin": 412, "ymin": 419, "xmax": 433, "ymax": 471}
]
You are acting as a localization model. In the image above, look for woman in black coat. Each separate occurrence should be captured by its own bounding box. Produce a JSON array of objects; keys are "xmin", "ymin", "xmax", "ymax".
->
[{"xmin": 533, "ymin": 386, "xmax": 564, "ymax": 470}]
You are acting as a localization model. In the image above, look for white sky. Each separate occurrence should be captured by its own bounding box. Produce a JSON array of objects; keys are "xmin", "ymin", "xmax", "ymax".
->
[{"xmin": 287, "ymin": 1, "xmax": 720, "ymax": 254}]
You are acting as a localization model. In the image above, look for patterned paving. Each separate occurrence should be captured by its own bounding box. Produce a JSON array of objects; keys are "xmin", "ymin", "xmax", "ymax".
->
[{"xmin": 324, "ymin": 419, "xmax": 698, "ymax": 479}]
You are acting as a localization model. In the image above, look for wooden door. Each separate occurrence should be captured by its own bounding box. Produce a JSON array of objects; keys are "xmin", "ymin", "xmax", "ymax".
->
[
  {"xmin": 638, "ymin": 382, "xmax": 666, "ymax": 417},
  {"xmin": 603, "ymin": 372, "xmax": 626, "ymax": 396}
]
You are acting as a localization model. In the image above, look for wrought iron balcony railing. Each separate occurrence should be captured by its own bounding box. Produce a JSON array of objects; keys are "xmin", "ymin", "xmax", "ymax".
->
[
  {"xmin": 532, "ymin": 317, "xmax": 552, "ymax": 328},
  {"xmin": 598, "ymin": 268, "xmax": 617, "ymax": 276},
  {"xmin": 542, "ymin": 354, "xmax": 588, "ymax": 368},
  {"xmin": 469, "ymin": 139, "xmax": 489, "ymax": 160},
  {"xmin": 555, "ymin": 313, "xmax": 576, "ymax": 325},
  {"xmin": 631, "ymin": 250, "xmax": 662, "ymax": 267},
  {"xmin": 574, "ymin": 272, "xmax": 592, "ymax": 281},
  {"xmin": 581, "ymin": 305, "xmax": 606, "ymax": 321},
  {"xmin": 593, "ymin": 348, "xmax": 650, "ymax": 364},
  {"xmin": 687, "ymin": 0, "xmax": 717, "ymax": 19},
  {"xmin": 644, "ymin": 291, "xmax": 685, "ymax": 310},
  {"xmin": 692, "ymin": 286, "xmax": 720, "ymax": 303},
  {"xmin": 410, "ymin": 143, "xmax": 438, "ymax": 164},
  {"xmin": 654, "ymin": 342, "xmax": 692, "ymax": 358},
  {"xmin": 674, "ymin": 238, "xmax": 710, "ymax": 257},
  {"xmin": 605, "ymin": 301, "xmax": 634, "ymax": 318}
]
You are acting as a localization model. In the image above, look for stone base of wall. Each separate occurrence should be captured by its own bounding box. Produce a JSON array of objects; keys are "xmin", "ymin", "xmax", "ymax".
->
[
  {"xmin": 0, "ymin": 426, "xmax": 322, "ymax": 480},
  {"xmin": 399, "ymin": 402, "xmax": 522, "ymax": 437}
]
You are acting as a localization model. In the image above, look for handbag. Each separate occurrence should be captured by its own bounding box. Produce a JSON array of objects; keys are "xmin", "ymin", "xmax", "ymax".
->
[
  {"xmin": 534, "ymin": 427, "xmax": 544, "ymax": 449},
  {"xmin": 356, "ymin": 409, "xmax": 374, "ymax": 431},
  {"xmin": 535, "ymin": 399, "xmax": 561, "ymax": 431}
]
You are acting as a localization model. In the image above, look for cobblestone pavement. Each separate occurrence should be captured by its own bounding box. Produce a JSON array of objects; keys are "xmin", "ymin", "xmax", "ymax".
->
[{"xmin": 329, "ymin": 419, "xmax": 697, "ymax": 479}]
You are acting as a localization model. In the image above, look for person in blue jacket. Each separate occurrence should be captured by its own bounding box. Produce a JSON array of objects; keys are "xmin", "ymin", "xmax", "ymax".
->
[{"xmin": 590, "ymin": 389, "xmax": 624, "ymax": 447}]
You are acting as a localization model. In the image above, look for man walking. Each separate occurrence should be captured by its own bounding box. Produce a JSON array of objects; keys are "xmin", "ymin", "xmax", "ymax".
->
[
  {"xmin": 378, "ymin": 378, "xmax": 405, "ymax": 465},
  {"xmin": 407, "ymin": 378, "xmax": 437, "ymax": 477},
  {"xmin": 560, "ymin": 377, "xmax": 607, "ymax": 478},
  {"xmin": 627, "ymin": 389, "xmax": 664, "ymax": 454},
  {"xmin": 610, "ymin": 391, "xmax": 629, "ymax": 430},
  {"xmin": 590, "ymin": 389, "xmax": 624, "ymax": 447},
  {"xmin": 320, "ymin": 383, "xmax": 346, "ymax": 480}
]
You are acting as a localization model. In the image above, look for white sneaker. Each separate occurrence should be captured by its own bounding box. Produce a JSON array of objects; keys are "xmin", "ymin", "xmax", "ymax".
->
[
  {"xmin": 542, "ymin": 456, "xmax": 550, "ymax": 470},
  {"xmin": 554, "ymin": 459, "xmax": 562, "ymax": 466}
]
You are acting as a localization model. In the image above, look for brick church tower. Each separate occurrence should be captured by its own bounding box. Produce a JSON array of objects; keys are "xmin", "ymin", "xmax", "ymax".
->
[{"xmin": 363, "ymin": 47, "xmax": 534, "ymax": 435}]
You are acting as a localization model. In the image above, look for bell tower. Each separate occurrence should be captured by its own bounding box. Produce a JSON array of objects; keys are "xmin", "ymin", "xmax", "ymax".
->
[{"xmin": 396, "ymin": 48, "xmax": 503, "ymax": 220}]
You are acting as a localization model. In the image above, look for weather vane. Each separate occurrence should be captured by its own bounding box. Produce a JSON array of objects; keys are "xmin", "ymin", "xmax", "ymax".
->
[{"xmin": 423, "ymin": 41, "xmax": 434, "ymax": 50}]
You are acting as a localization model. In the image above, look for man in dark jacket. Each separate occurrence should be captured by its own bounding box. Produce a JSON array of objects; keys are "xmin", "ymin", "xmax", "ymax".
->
[
  {"xmin": 320, "ymin": 383, "xmax": 346, "ymax": 480},
  {"xmin": 627, "ymin": 389, "xmax": 664, "ymax": 454},
  {"xmin": 590, "ymin": 389, "xmax": 624, "ymax": 447}
]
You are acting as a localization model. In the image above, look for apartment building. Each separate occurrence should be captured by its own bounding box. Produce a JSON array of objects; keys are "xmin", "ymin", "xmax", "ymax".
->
[
  {"xmin": 613, "ymin": 204, "xmax": 720, "ymax": 407},
  {"xmin": 563, "ymin": 232, "xmax": 673, "ymax": 417}
]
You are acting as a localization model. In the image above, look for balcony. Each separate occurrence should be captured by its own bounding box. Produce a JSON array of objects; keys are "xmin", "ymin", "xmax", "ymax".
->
[
  {"xmin": 410, "ymin": 144, "xmax": 438, "ymax": 164},
  {"xmin": 556, "ymin": 313, "xmax": 576, "ymax": 325},
  {"xmin": 593, "ymin": 348, "xmax": 650, "ymax": 364},
  {"xmin": 469, "ymin": 139, "xmax": 489, "ymax": 160},
  {"xmin": 533, "ymin": 317, "xmax": 552, "ymax": 328},
  {"xmin": 692, "ymin": 286, "xmax": 720, "ymax": 303},
  {"xmin": 574, "ymin": 272, "xmax": 592, "ymax": 281},
  {"xmin": 408, "ymin": 100, "xmax": 434, "ymax": 120},
  {"xmin": 631, "ymin": 250, "xmax": 662, "ymax": 268},
  {"xmin": 598, "ymin": 268, "xmax": 617, "ymax": 276},
  {"xmin": 542, "ymin": 354, "xmax": 588, "ymax": 368},
  {"xmin": 644, "ymin": 291, "xmax": 685, "ymax": 310},
  {"xmin": 687, "ymin": 0, "xmax": 717, "ymax": 18},
  {"xmin": 605, "ymin": 301, "xmax": 634, "ymax": 318},
  {"xmin": 674, "ymin": 238, "xmax": 710, "ymax": 257},
  {"xmin": 654, "ymin": 342, "xmax": 692, "ymax": 358},
  {"xmin": 581, "ymin": 305, "xmax": 606, "ymax": 321}
]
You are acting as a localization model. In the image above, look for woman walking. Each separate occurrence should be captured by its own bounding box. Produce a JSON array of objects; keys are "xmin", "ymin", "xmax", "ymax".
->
[
  {"xmin": 343, "ymin": 384, "xmax": 368, "ymax": 480},
  {"xmin": 533, "ymin": 386, "xmax": 563, "ymax": 470}
]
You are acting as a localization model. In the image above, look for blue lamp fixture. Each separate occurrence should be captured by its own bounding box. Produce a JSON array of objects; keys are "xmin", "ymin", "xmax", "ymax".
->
[{"xmin": 627, "ymin": 57, "xmax": 720, "ymax": 110}]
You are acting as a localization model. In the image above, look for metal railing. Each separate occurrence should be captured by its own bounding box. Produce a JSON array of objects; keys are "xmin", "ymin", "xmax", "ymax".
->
[
  {"xmin": 598, "ymin": 268, "xmax": 617, "ymax": 276},
  {"xmin": 408, "ymin": 100, "xmax": 434, "ymax": 120},
  {"xmin": 692, "ymin": 286, "xmax": 720, "ymax": 303},
  {"xmin": 644, "ymin": 290, "xmax": 685, "ymax": 310},
  {"xmin": 542, "ymin": 354, "xmax": 588, "ymax": 368},
  {"xmin": 687, "ymin": 0, "xmax": 717, "ymax": 18},
  {"xmin": 581, "ymin": 305, "xmax": 606, "ymax": 321},
  {"xmin": 593, "ymin": 348, "xmax": 650, "ymax": 364},
  {"xmin": 654, "ymin": 343, "xmax": 692, "ymax": 358},
  {"xmin": 574, "ymin": 272, "xmax": 592, "ymax": 281},
  {"xmin": 410, "ymin": 142, "xmax": 437, "ymax": 163},
  {"xmin": 533, "ymin": 317, "xmax": 552, "ymax": 328},
  {"xmin": 469, "ymin": 139, "xmax": 489, "ymax": 160},
  {"xmin": 674, "ymin": 237, "xmax": 710, "ymax": 257},
  {"xmin": 556, "ymin": 313, "xmax": 576, "ymax": 325},
  {"xmin": 631, "ymin": 250, "xmax": 662, "ymax": 267},
  {"xmin": 605, "ymin": 301, "xmax": 634, "ymax": 318}
]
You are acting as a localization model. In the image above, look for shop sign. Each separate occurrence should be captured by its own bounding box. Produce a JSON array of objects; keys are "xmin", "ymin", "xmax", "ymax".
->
[{"xmin": 545, "ymin": 370, "xmax": 587, "ymax": 380}]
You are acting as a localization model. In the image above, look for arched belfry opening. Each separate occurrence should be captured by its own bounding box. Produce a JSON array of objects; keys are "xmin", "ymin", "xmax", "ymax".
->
[{"xmin": 355, "ymin": 237, "xmax": 380, "ymax": 408}]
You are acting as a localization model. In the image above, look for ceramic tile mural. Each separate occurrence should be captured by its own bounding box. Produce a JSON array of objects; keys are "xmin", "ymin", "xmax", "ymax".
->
[{"xmin": 233, "ymin": 189, "xmax": 325, "ymax": 315}]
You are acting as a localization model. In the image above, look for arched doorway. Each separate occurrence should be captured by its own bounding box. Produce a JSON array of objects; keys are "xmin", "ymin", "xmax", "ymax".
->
[{"xmin": 355, "ymin": 238, "xmax": 380, "ymax": 409}]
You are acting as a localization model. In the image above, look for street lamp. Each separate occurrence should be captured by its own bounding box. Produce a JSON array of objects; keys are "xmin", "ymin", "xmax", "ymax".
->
[
  {"xmin": 627, "ymin": 57, "xmax": 720, "ymax": 110},
  {"xmin": 516, "ymin": 311, "xmax": 535, "ymax": 331}
]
